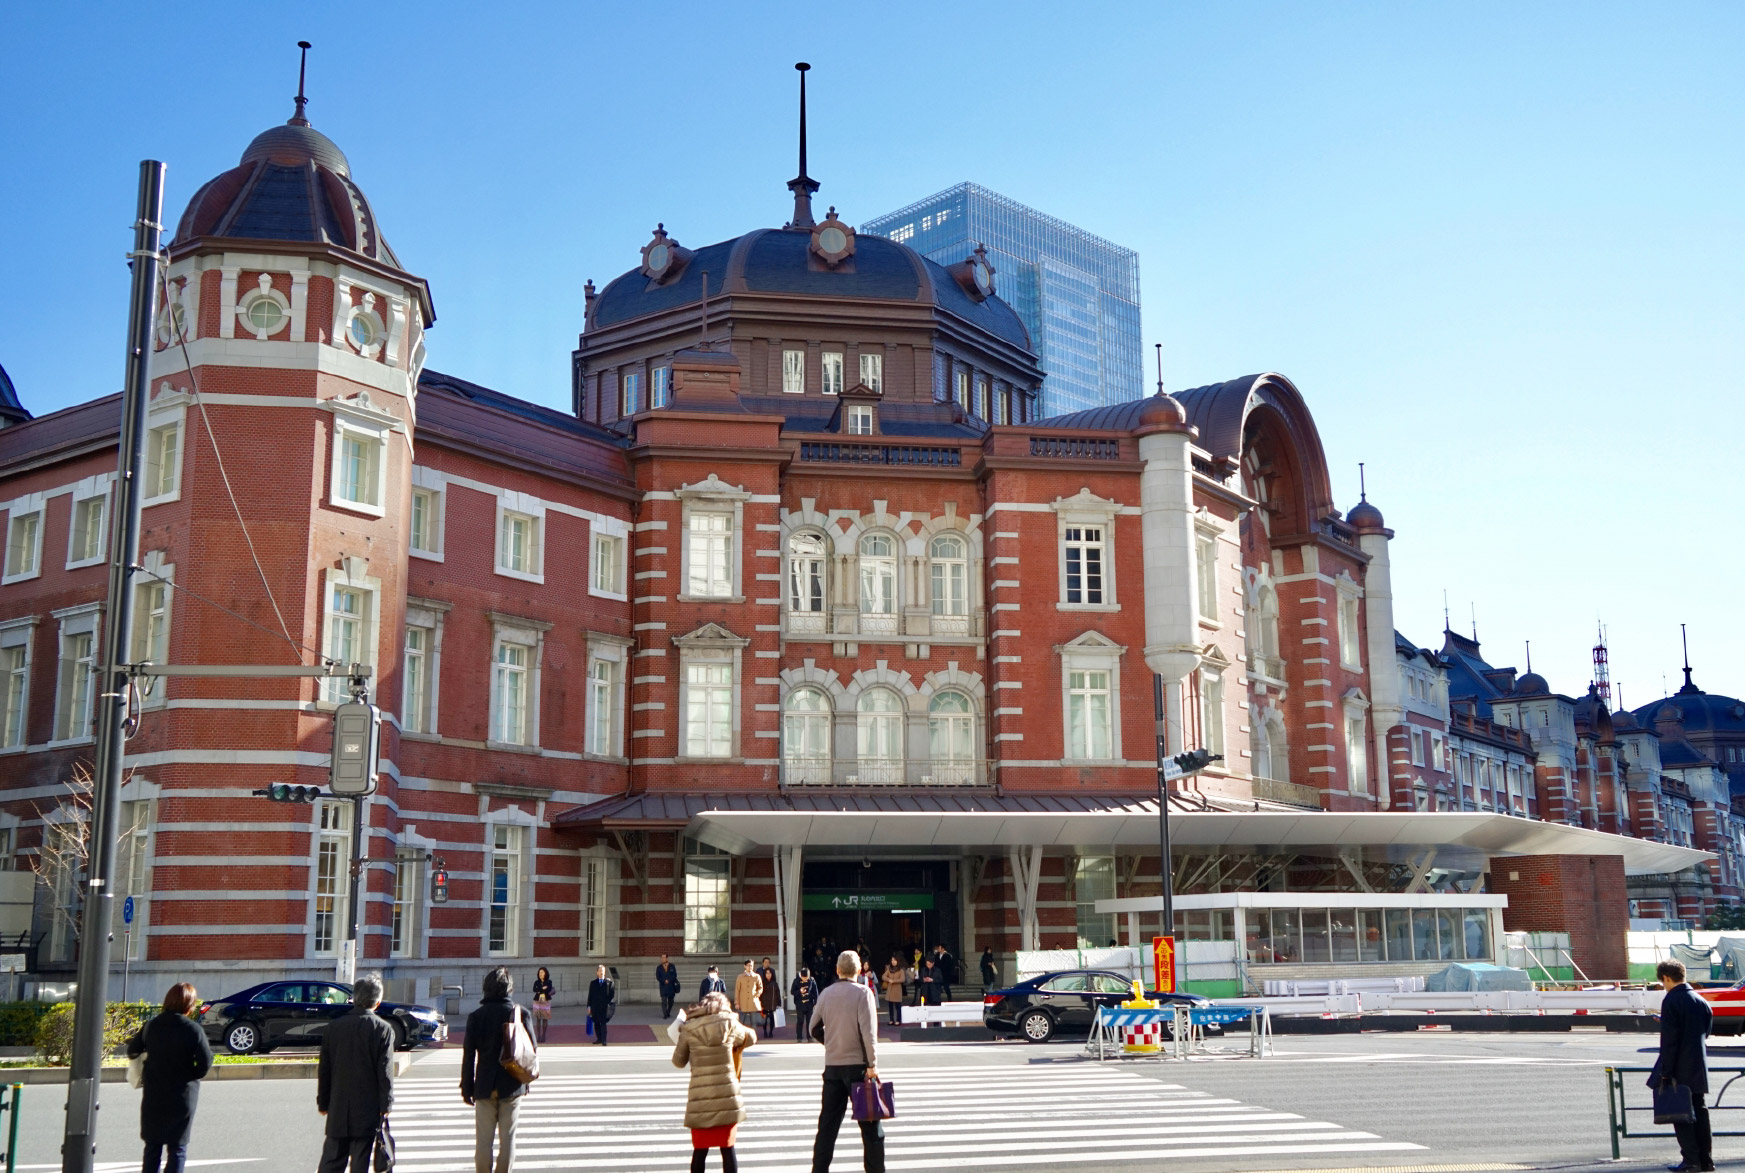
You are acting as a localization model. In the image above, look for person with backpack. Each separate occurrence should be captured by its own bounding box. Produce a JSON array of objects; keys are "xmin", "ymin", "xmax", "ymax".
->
[
  {"xmin": 588, "ymin": 964, "xmax": 618, "ymax": 1046},
  {"xmin": 673, "ymin": 990, "xmax": 755, "ymax": 1172},
  {"xmin": 461, "ymin": 966, "xmax": 536, "ymax": 1173}
]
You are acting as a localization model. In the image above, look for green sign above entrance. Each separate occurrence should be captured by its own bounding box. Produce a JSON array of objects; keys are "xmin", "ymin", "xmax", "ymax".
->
[{"xmin": 803, "ymin": 892, "xmax": 935, "ymax": 912}]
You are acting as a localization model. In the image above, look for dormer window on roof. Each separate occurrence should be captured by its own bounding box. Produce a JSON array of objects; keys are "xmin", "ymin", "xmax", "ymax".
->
[
  {"xmin": 845, "ymin": 404, "xmax": 873, "ymax": 435},
  {"xmin": 641, "ymin": 224, "xmax": 691, "ymax": 284},
  {"xmin": 811, "ymin": 208, "xmax": 855, "ymax": 268},
  {"xmin": 949, "ymin": 243, "xmax": 997, "ymax": 303}
]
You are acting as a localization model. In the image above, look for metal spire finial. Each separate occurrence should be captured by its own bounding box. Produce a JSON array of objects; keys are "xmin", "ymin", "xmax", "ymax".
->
[
  {"xmin": 1678, "ymin": 623, "xmax": 1699, "ymax": 694},
  {"xmin": 1358, "ymin": 461, "xmax": 1367, "ymax": 502},
  {"xmin": 291, "ymin": 41, "xmax": 312, "ymax": 127},
  {"xmin": 1525, "ymin": 640, "xmax": 1532, "ymax": 673},
  {"xmin": 786, "ymin": 63, "xmax": 820, "ymax": 229}
]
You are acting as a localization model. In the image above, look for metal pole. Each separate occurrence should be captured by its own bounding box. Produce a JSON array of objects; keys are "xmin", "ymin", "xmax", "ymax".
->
[
  {"xmin": 5, "ymin": 1083, "xmax": 20, "ymax": 1173},
  {"xmin": 1153, "ymin": 674, "xmax": 1175, "ymax": 934},
  {"xmin": 120, "ymin": 930, "xmax": 129, "ymax": 1004},
  {"xmin": 62, "ymin": 160, "xmax": 163, "ymax": 1173},
  {"xmin": 344, "ymin": 792, "xmax": 366, "ymax": 982}
]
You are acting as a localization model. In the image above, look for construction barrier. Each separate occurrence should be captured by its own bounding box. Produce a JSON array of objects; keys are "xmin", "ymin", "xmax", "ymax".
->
[{"xmin": 1087, "ymin": 1005, "xmax": 1274, "ymax": 1061}]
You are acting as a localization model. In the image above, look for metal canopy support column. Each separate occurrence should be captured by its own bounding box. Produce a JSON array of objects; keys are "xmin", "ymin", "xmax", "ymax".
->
[
  {"xmin": 773, "ymin": 846, "xmax": 802, "ymax": 989},
  {"xmin": 1009, "ymin": 846, "xmax": 1043, "ymax": 951}
]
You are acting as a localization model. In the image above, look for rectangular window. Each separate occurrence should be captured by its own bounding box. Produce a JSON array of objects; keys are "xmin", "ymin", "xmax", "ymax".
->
[
  {"xmin": 685, "ymin": 661, "xmax": 733, "ymax": 758},
  {"xmin": 336, "ymin": 432, "xmax": 381, "ymax": 507},
  {"xmin": 651, "ymin": 366, "xmax": 670, "ymax": 408},
  {"xmin": 1430, "ymin": 733, "xmax": 1445, "ymax": 771},
  {"xmin": 1339, "ymin": 594, "xmax": 1362, "ymax": 667},
  {"xmin": 410, "ymin": 488, "xmax": 441, "ymax": 557},
  {"xmin": 114, "ymin": 800, "xmax": 151, "ymax": 959},
  {"xmin": 390, "ymin": 851, "xmax": 418, "ymax": 958},
  {"xmin": 492, "ymin": 640, "xmax": 530, "ymax": 745},
  {"xmin": 587, "ymin": 657, "xmax": 616, "ymax": 757},
  {"xmin": 683, "ymin": 838, "xmax": 730, "ymax": 954},
  {"xmin": 859, "ymin": 353, "xmax": 882, "ymax": 393},
  {"xmin": 1196, "ymin": 535, "xmax": 1218, "ymax": 620},
  {"xmin": 993, "ymin": 390, "xmax": 1008, "ymax": 425},
  {"xmin": 622, "ymin": 371, "xmax": 642, "ymax": 416},
  {"xmin": 324, "ymin": 586, "xmax": 366, "ymax": 702},
  {"xmin": 4, "ymin": 510, "xmax": 41, "ymax": 581},
  {"xmin": 581, "ymin": 856, "xmax": 609, "ymax": 956},
  {"xmin": 846, "ymin": 405, "xmax": 873, "ymax": 435},
  {"xmin": 1, "ymin": 644, "xmax": 26, "ymax": 748},
  {"xmin": 403, "ymin": 625, "xmax": 432, "ymax": 734},
  {"xmin": 132, "ymin": 580, "xmax": 169, "ymax": 667},
  {"xmin": 954, "ymin": 369, "xmax": 969, "ymax": 406},
  {"xmin": 686, "ymin": 512, "xmax": 732, "ymax": 598},
  {"xmin": 144, "ymin": 422, "xmax": 181, "ymax": 501},
  {"xmin": 931, "ymin": 558, "xmax": 966, "ymax": 617},
  {"xmin": 1346, "ymin": 714, "xmax": 1369, "ymax": 793},
  {"xmin": 592, "ymin": 532, "xmax": 623, "ymax": 595},
  {"xmin": 498, "ymin": 511, "xmax": 540, "ymax": 577},
  {"xmin": 821, "ymin": 351, "xmax": 844, "ymax": 396},
  {"xmin": 1067, "ymin": 669, "xmax": 1113, "ymax": 760},
  {"xmin": 782, "ymin": 349, "xmax": 805, "ymax": 394},
  {"xmin": 54, "ymin": 630, "xmax": 94, "ymax": 741},
  {"xmin": 488, "ymin": 824, "xmax": 523, "ymax": 956},
  {"xmin": 1073, "ymin": 856, "xmax": 1116, "ymax": 948},
  {"xmin": 1410, "ymin": 728, "xmax": 1425, "ymax": 767},
  {"xmin": 974, "ymin": 376, "xmax": 988, "ymax": 418},
  {"xmin": 68, "ymin": 495, "xmax": 106, "ymax": 566},
  {"xmin": 313, "ymin": 800, "xmax": 352, "ymax": 957},
  {"xmin": 1201, "ymin": 672, "xmax": 1224, "ymax": 756},
  {"xmin": 1062, "ymin": 526, "xmax": 1105, "ymax": 605}
]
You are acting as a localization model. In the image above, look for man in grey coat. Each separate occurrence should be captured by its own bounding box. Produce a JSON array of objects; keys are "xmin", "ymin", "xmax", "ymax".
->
[
  {"xmin": 316, "ymin": 973, "xmax": 396, "ymax": 1173},
  {"xmin": 810, "ymin": 950, "xmax": 884, "ymax": 1173}
]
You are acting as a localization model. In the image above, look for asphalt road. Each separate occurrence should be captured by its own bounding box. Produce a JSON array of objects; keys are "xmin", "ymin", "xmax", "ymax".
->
[{"xmin": 11, "ymin": 1031, "xmax": 1739, "ymax": 1172}]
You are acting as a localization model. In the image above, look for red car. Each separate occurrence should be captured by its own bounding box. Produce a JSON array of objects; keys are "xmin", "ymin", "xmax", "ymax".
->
[{"xmin": 1694, "ymin": 983, "xmax": 1745, "ymax": 1033}]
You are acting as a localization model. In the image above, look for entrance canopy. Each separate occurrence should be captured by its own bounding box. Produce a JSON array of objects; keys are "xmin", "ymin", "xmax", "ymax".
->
[{"xmin": 553, "ymin": 791, "xmax": 1711, "ymax": 876}]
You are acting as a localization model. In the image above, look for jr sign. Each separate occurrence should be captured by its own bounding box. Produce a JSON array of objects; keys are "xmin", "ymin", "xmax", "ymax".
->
[{"xmin": 801, "ymin": 892, "xmax": 935, "ymax": 911}]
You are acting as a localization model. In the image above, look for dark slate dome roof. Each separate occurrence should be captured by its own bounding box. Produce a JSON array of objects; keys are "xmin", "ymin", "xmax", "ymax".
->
[
  {"xmin": 1515, "ymin": 671, "xmax": 1549, "ymax": 696},
  {"xmin": 1347, "ymin": 499, "xmax": 1385, "ymax": 531},
  {"xmin": 172, "ymin": 112, "xmax": 401, "ymax": 267},
  {"xmin": 589, "ymin": 227, "xmax": 1030, "ymax": 351},
  {"xmin": 0, "ymin": 362, "xmax": 26, "ymax": 425},
  {"xmin": 1636, "ymin": 684, "xmax": 1745, "ymax": 736}
]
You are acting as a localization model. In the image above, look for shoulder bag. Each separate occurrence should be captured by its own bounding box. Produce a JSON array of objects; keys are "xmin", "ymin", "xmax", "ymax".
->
[
  {"xmin": 849, "ymin": 1006, "xmax": 896, "ymax": 1122},
  {"xmin": 126, "ymin": 1052, "xmax": 146, "ymax": 1089},
  {"xmin": 500, "ymin": 1005, "xmax": 540, "ymax": 1085}
]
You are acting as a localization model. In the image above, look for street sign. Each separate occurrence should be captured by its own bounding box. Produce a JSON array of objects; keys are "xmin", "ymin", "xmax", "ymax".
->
[
  {"xmin": 1189, "ymin": 1006, "xmax": 1255, "ymax": 1026},
  {"xmin": 122, "ymin": 896, "xmax": 134, "ymax": 925},
  {"xmin": 801, "ymin": 892, "xmax": 935, "ymax": 912},
  {"xmin": 0, "ymin": 955, "xmax": 25, "ymax": 973},
  {"xmin": 1153, "ymin": 934, "xmax": 1177, "ymax": 993},
  {"xmin": 330, "ymin": 702, "xmax": 381, "ymax": 795}
]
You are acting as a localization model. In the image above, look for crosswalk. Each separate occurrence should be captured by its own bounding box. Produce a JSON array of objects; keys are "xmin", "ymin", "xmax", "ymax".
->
[{"xmin": 387, "ymin": 1060, "xmax": 1425, "ymax": 1171}]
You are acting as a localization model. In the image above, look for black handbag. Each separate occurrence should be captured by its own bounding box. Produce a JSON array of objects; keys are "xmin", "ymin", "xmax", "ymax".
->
[
  {"xmin": 1654, "ymin": 1082, "xmax": 1696, "ymax": 1125},
  {"xmin": 373, "ymin": 1116, "xmax": 395, "ymax": 1171}
]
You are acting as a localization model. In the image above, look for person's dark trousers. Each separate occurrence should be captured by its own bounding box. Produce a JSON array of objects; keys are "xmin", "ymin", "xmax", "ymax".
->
[
  {"xmin": 795, "ymin": 1008, "xmax": 813, "ymax": 1041},
  {"xmin": 662, "ymin": 992, "xmax": 676, "ymax": 1017},
  {"xmin": 143, "ymin": 1140, "xmax": 188, "ymax": 1173},
  {"xmin": 591, "ymin": 1013, "xmax": 609, "ymax": 1045},
  {"xmin": 317, "ymin": 1135, "xmax": 374, "ymax": 1173},
  {"xmin": 763, "ymin": 1012, "xmax": 776, "ymax": 1037},
  {"xmin": 812, "ymin": 1064, "xmax": 885, "ymax": 1173},
  {"xmin": 1673, "ymin": 1092, "xmax": 1712, "ymax": 1169},
  {"xmin": 885, "ymin": 1000, "xmax": 902, "ymax": 1026}
]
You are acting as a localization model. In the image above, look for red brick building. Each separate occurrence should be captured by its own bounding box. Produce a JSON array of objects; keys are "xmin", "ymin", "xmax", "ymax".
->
[{"xmin": 0, "ymin": 100, "xmax": 1708, "ymax": 1002}]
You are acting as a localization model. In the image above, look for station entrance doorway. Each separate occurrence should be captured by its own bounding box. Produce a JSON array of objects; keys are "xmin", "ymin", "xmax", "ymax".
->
[{"xmin": 800, "ymin": 859, "xmax": 959, "ymax": 986}]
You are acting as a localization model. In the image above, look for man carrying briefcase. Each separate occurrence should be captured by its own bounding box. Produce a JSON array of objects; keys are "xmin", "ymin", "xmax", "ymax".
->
[{"xmin": 1649, "ymin": 959, "xmax": 1714, "ymax": 1172}]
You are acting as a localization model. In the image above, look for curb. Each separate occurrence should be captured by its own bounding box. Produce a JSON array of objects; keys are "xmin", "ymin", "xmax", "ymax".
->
[{"xmin": 3, "ymin": 1053, "xmax": 416, "ymax": 1085}]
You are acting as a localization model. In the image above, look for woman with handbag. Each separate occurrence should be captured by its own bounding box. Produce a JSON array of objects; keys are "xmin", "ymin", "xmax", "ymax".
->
[
  {"xmin": 530, "ymin": 966, "xmax": 555, "ymax": 1043},
  {"xmin": 880, "ymin": 956, "xmax": 907, "ymax": 1027},
  {"xmin": 127, "ymin": 981, "xmax": 214, "ymax": 1173},
  {"xmin": 672, "ymin": 991, "xmax": 755, "ymax": 1172}
]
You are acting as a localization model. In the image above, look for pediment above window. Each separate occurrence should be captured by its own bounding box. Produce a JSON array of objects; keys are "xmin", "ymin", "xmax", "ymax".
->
[
  {"xmin": 1054, "ymin": 630, "xmax": 1128, "ymax": 656},
  {"xmin": 1051, "ymin": 487, "xmax": 1121, "ymax": 518},
  {"xmin": 675, "ymin": 474, "xmax": 752, "ymax": 502},
  {"xmin": 673, "ymin": 622, "xmax": 751, "ymax": 649}
]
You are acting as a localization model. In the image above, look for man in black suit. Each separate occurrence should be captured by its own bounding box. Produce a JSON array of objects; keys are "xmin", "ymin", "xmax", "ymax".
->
[
  {"xmin": 656, "ymin": 954, "xmax": 682, "ymax": 1018},
  {"xmin": 316, "ymin": 973, "xmax": 395, "ymax": 1173},
  {"xmin": 587, "ymin": 964, "xmax": 617, "ymax": 1046},
  {"xmin": 1650, "ymin": 959, "xmax": 1714, "ymax": 1172}
]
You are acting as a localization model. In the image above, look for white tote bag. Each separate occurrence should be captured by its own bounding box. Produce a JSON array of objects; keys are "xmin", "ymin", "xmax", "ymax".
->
[{"xmin": 774, "ymin": 1007, "xmax": 787, "ymax": 1029}]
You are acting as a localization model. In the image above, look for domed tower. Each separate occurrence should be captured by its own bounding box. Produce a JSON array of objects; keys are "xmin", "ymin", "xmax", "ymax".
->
[
  {"xmin": 1347, "ymin": 475, "xmax": 1402, "ymax": 808},
  {"xmin": 142, "ymin": 53, "xmax": 433, "ymax": 972}
]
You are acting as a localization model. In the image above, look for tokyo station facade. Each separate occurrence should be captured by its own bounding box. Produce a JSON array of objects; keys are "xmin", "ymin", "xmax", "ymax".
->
[{"xmin": 0, "ymin": 96, "xmax": 1721, "ymax": 1001}]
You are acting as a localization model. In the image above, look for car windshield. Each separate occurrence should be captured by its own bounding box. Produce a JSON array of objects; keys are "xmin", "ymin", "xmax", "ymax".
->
[{"xmin": 1041, "ymin": 974, "xmax": 1088, "ymax": 992}]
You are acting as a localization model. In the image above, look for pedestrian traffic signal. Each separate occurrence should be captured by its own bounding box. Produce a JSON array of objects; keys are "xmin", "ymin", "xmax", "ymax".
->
[
  {"xmin": 1171, "ymin": 748, "xmax": 1223, "ymax": 774},
  {"xmin": 330, "ymin": 701, "xmax": 381, "ymax": 796},
  {"xmin": 430, "ymin": 862, "xmax": 449, "ymax": 904},
  {"xmin": 260, "ymin": 784, "xmax": 321, "ymax": 803}
]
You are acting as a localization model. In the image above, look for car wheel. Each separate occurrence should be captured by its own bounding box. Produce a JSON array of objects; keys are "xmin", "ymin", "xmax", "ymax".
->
[
  {"xmin": 224, "ymin": 1021, "xmax": 261, "ymax": 1055},
  {"xmin": 1018, "ymin": 1009, "xmax": 1055, "ymax": 1043},
  {"xmin": 391, "ymin": 1021, "xmax": 409, "ymax": 1051}
]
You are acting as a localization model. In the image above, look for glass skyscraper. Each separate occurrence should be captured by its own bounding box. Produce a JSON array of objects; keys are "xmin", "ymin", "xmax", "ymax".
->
[{"xmin": 862, "ymin": 183, "xmax": 1142, "ymax": 417}]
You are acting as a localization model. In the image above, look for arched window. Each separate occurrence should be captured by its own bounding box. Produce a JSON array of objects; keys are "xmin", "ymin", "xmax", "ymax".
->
[
  {"xmin": 858, "ymin": 533, "xmax": 898, "ymax": 634},
  {"xmin": 928, "ymin": 691, "xmax": 976, "ymax": 785},
  {"xmin": 787, "ymin": 532, "xmax": 826, "ymax": 633},
  {"xmin": 856, "ymin": 688, "xmax": 904, "ymax": 785},
  {"xmin": 1251, "ymin": 712, "xmax": 1290, "ymax": 787},
  {"xmin": 783, "ymin": 687, "xmax": 831, "ymax": 785},
  {"xmin": 1251, "ymin": 585, "xmax": 1282, "ymax": 681},
  {"xmin": 929, "ymin": 534, "xmax": 968, "ymax": 634}
]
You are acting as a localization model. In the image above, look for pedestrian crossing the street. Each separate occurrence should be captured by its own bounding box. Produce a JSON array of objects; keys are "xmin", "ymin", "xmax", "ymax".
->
[{"xmin": 387, "ymin": 1060, "xmax": 1425, "ymax": 1171}]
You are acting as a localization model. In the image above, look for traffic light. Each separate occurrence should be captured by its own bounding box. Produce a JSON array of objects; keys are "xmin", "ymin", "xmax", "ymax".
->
[
  {"xmin": 430, "ymin": 861, "xmax": 450, "ymax": 905},
  {"xmin": 1171, "ymin": 748, "xmax": 1223, "ymax": 774},
  {"xmin": 261, "ymin": 784, "xmax": 321, "ymax": 803},
  {"xmin": 330, "ymin": 701, "xmax": 381, "ymax": 796}
]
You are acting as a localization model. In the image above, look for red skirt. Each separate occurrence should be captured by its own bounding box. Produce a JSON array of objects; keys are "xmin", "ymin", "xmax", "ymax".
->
[{"xmin": 691, "ymin": 1124, "xmax": 738, "ymax": 1149}]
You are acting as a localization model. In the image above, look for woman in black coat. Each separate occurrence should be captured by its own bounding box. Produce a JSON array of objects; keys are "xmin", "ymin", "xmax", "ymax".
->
[{"xmin": 127, "ymin": 982, "xmax": 214, "ymax": 1173}]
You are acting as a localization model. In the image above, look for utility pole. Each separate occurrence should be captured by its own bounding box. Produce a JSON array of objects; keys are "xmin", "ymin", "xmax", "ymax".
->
[
  {"xmin": 63, "ymin": 160, "xmax": 164, "ymax": 1173},
  {"xmin": 1153, "ymin": 675, "xmax": 1176, "ymax": 933}
]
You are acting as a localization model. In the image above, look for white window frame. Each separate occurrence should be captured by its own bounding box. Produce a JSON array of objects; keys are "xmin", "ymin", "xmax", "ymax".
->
[
  {"xmin": 329, "ymin": 413, "xmax": 388, "ymax": 517},
  {"xmin": 310, "ymin": 798, "xmax": 353, "ymax": 958},
  {"xmin": 131, "ymin": 551, "xmax": 174, "ymax": 709},
  {"xmin": 786, "ymin": 530, "xmax": 827, "ymax": 631},
  {"xmin": 494, "ymin": 491, "xmax": 546, "ymax": 584},
  {"xmin": 651, "ymin": 364, "xmax": 671, "ymax": 409},
  {"xmin": 1200, "ymin": 669, "xmax": 1225, "ymax": 757},
  {"xmin": 675, "ymin": 624, "xmax": 749, "ymax": 762},
  {"xmin": 1073, "ymin": 855, "xmax": 1116, "ymax": 948},
  {"xmin": 1344, "ymin": 694, "xmax": 1371, "ymax": 795},
  {"xmin": 484, "ymin": 814, "xmax": 534, "ymax": 958},
  {"xmin": 488, "ymin": 614, "xmax": 549, "ymax": 750},
  {"xmin": 321, "ymin": 559, "xmax": 378, "ymax": 704},
  {"xmin": 821, "ymin": 350, "xmax": 844, "ymax": 396},
  {"xmin": 1195, "ymin": 530, "xmax": 1220, "ymax": 623},
  {"xmin": 400, "ymin": 598, "xmax": 448, "ymax": 737},
  {"xmin": 622, "ymin": 370, "xmax": 642, "ymax": 416},
  {"xmin": 585, "ymin": 633, "xmax": 631, "ymax": 760},
  {"xmin": 857, "ymin": 532, "xmax": 899, "ymax": 629},
  {"xmin": 1053, "ymin": 491, "xmax": 1121, "ymax": 611},
  {"xmin": 954, "ymin": 368, "xmax": 969, "ymax": 407},
  {"xmin": 65, "ymin": 479, "xmax": 111, "ymax": 570},
  {"xmin": 927, "ymin": 689, "xmax": 977, "ymax": 784},
  {"xmin": 855, "ymin": 687, "xmax": 906, "ymax": 785},
  {"xmin": 0, "ymin": 617, "xmax": 35, "ymax": 752},
  {"xmin": 581, "ymin": 854, "xmax": 612, "ymax": 957},
  {"xmin": 676, "ymin": 478, "xmax": 749, "ymax": 603},
  {"xmin": 113, "ymin": 795, "xmax": 154, "ymax": 961},
  {"xmin": 845, "ymin": 404, "xmax": 874, "ymax": 435},
  {"xmin": 782, "ymin": 348, "xmax": 806, "ymax": 394},
  {"xmin": 3, "ymin": 498, "xmax": 45, "ymax": 585},
  {"xmin": 409, "ymin": 471, "xmax": 445, "ymax": 561},
  {"xmin": 1057, "ymin": 632, "xmax": 1125, "ymax": 763},
  {"xmin": 929, "ymin": 533, "xmax": 969, "ymax": 627},
  {"xmin": 142, "ymin": 401, "xmax": 186, "ymax": 506},
  {"xmin": 683, "ymin": 837, "xmax": 731, "ymax": 955},
  {"xmin": 859, "ymin": 352, "xmax": 883, "ymax": 393},
  {"xmin": 590, "ymin": 526, "xmax": 627, "ymax": 600},
  {"xmin": 783, "ymin": 686, "xmax": 832, "ymax": 783},
  {"xmin": 50, "ymin": 603, "xmax": 101, "ymax": 745},
  {"xmin": 1337, "ymin": 577, "xmax": 1364, "ymax": 670},
  {"xmin": 390, "ymin": 848, "xmax": 421, "ymax": 959}
]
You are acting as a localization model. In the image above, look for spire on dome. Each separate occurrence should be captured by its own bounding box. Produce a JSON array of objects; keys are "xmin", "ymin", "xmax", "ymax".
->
[
  {"xmin": 290, "ymin": 41, "xmax": 312, "ymax": 128},
  {"xmin": 786, "ymin": 63, "xmax": 820, "ymax": 230},
  {"xmin": 1678, "ymin": 622, "xmax": 1702, "ymax": 695}
]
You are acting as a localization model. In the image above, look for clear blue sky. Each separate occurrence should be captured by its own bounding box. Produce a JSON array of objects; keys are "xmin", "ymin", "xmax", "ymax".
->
[{"xmin": 3, "ymin": 2, "xmax": 1739, "ymax": 709}]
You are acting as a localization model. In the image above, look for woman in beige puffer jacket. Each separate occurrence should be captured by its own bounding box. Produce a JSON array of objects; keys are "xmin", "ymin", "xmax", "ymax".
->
[{"xmin": 672, "ymin": 992, "xmax": 756, "ymax": 1172}]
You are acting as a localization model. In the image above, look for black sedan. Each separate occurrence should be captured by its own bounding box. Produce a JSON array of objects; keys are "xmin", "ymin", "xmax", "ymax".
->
[
  {"xmin": 983, "ymin": 969, "xmax": 1213, "ymax": 1043},
  {"xmin": 199, "ymin": 980, "xmax": 448, "ymax": 1055}
]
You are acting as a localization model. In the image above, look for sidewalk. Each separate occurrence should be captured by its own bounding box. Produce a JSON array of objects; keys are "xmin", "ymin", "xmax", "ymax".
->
[{"xmin": 541, "ymin": 1002, "xmax": 906, "ymax": 1046}]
